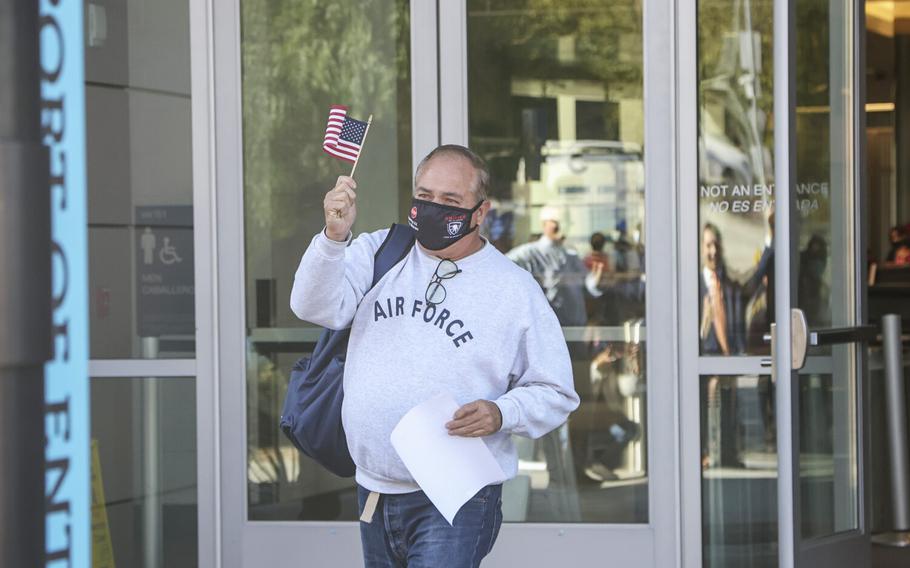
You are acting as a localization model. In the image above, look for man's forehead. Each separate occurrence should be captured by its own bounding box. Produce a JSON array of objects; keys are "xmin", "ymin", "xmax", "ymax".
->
[
  {"xmin": 421, "ymin": 154, "xmax": 474, "ymax": 176},
  {"xmin": 416, "ymin": 156, "xmax": 476, "ymax": 193}
]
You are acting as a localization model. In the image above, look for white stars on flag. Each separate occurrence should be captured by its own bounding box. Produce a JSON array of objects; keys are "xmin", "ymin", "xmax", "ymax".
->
[{"xmin": 323, "ymin": 105, "xmax": 369, "ymax": 163}]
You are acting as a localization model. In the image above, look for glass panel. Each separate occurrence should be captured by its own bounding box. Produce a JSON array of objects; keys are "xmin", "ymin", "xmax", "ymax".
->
[
  {"xmin": 85, "ymin": 0, "xmax": 195, "ymax": 358},
  {"xmin": 701, "ymin": 374, "xmax": 778, "ymax": 568},
  {"xmin": 795, "ymin": 0, "xmax": 853, "ymax": 331},
  {"xmin": 799, "ymin": 346, "xmax": 859, "ymax": 539},
  {"xmin": 696, "ymin": 0, "xmax": 853, "ymax": 355},
  {"xmin": 795, "ymin": 0, "xmax": 859, "ymax": 541},
  {"xmin": 696, "ymin": 0, "xmax": 775, "ymax": 357},
  {"xmin": 701, "ymin": 364, "xmax": 860, "ymax": 564},
  {"xmin": 241, "ymin": 0, "xmax": 412, "ymax": 520},
  {"xmin": 467, "ymin": 0, "xmax": 647, "ymax": 523},
  {"xmin": 91, "ymin": 377, "xmax": 197, "ymax": 567}
]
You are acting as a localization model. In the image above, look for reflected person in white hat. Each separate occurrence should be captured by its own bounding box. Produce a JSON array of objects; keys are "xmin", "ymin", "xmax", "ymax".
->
[{"xmin": 506, "ymin": 206, "xmax": 602, "ymax": 327}]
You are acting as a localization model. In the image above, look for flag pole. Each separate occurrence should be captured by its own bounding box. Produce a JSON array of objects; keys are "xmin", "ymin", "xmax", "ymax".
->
[{"xmin": 349, "ymin": 114, "xmax": 373, "ymax": 179}]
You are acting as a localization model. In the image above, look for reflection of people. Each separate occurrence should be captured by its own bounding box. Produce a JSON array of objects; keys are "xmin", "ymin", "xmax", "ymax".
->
[
  {"xmin": 506, "ymin": 206, "xmax": 601, "ymax": 327},
  {"xmin": 583, "ymin": 232, "xmax": 610, "ymax": 272},
  {"xmin": 289, "ymin": 144, "xmax": 580, "ymax": 566},
  {"xmin": 797, "ymin": 235, "xmax": 830, "ymax": 327},
  {"xmin": 589, "ymin": 229, "xmax": 645, "ymax": 326},
  {"xmin": 699, "ymin": 223, "xmax": 772, "ymax": 355},
  {"xmin": 699, "ymin": 221, "xmax": 772, "ymax": 468},
  {"xmin": 581, "ymin": 343, "xmax": 642, "ymax": 481},
  {"xmin": 611, "ymin": 219, "xmax": 642, "ymax": 273}
]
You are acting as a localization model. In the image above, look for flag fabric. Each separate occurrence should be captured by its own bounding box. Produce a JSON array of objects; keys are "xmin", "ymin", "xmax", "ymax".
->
[{"xmin": 323, "ymin": 105, "xmax": 369, "ymax": 163}]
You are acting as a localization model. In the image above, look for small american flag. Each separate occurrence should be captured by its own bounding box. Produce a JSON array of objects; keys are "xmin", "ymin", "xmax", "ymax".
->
[{"xmin": 323, "ymin": 105, "xmax": 369, "ymax": 163}]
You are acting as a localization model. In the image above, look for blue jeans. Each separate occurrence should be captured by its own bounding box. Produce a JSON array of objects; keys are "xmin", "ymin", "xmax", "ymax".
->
[{"xmin": 357, "ymin": 484, "xmax": 503, "ymax": 568}]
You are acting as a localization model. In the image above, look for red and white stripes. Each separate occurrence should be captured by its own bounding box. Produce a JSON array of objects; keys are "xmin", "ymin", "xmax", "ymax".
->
[{"xmin": 323, "ymin": 105, "xmax": 361, "ymax": 163}]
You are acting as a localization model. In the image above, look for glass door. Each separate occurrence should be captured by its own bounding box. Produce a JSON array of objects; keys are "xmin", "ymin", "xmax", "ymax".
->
[
  {"xmin": 772, "ymin": 0, "xmax": 870, "ymax": 566},
  {"xmin": 439, "ymin": 0, "xmax": 678, "ymax": 565},
  {"xmin": 684, "ymin": 0, "xmax": 868, "ymax": 566},
  {"xmin": 214, "ymin": 0, "xmax": 679, "ymax": 565}
]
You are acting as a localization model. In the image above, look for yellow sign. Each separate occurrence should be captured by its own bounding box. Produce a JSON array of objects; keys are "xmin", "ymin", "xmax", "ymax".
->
[{"xmin": 91, "ymin": 439, "xmax": 115, "ymax": 568}]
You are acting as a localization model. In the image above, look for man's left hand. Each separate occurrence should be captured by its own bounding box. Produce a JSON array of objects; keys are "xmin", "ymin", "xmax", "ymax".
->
[{"xmin": 446, "ymin": 400, "xmax": 502, "ymax": 437}]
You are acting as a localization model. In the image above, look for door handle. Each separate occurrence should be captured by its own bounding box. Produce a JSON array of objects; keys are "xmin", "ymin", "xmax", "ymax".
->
[
  {"xmin": 808, "ymin": 325, "xmax": 877, "ymax": 346},
  {"xmin": 791, "ymin": 309, "xmax": 808, "ymax": 370},
  {"xmin": 762, "ymin": 308, "xmax": 809, "ymax": 370},
  {"xmin": 762, "ymin": 321, "xmax": 875, "ymax": 369}
]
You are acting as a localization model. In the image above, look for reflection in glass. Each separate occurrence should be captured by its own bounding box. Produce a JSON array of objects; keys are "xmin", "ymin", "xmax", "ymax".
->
[
  {"xmin": 91, "ymin": 377, "xmax": 197, "ymax": 567},
  {"xmin": 86, "ymin": 0, "xmax": 195, "ymax": 359},
  {"xmin": 697, "ymin": 0, "xmax": 850, "ymax": 357},
  {"xmin": 799, "ymin": 348, "xmax": 859, "ymax": 539},
  {"xmin": 701, "ymin": 375, "xmax": 778, "ymax": 568},
  {"xmin": 242, "ymin": 0, "xmax": 412, "ymax": 520},
  {"xmin": 696, "ymin": 0, "xmax": 776, "ymax": 358},
  {"xmin": 468, "ymin": 0, "xmax": 647, "ymax": 523},
  {"xmin": 701, "ymin": 365, "xmax": 860, "ymax": 564}
]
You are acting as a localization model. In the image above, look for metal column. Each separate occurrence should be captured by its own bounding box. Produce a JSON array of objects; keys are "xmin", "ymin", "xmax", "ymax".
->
[
  {"xmin": 873, "ymin": 315, "xmax": 910, "ymax": 547},
  {"xmin": 773, "ymin": 0, "xmax": 798, "ymax": 566},
  {"xmin": 142, "ymin": 337, "xmax": 162, "ymax": 568},
  {"xmin": 0, "ymin": 0, "xmax": 52, "ymax": 566}
]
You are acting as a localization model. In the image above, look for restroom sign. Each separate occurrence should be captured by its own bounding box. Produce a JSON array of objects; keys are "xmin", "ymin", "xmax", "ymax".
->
[{"xmin": 136, "ymin": 206, "xmax": 194, "ymax": 336}]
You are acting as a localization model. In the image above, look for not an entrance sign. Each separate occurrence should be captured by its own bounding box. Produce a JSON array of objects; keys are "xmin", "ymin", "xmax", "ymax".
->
[{"xmin": 136, "ymin": 206, "xmax": 194, "ymax": 336}]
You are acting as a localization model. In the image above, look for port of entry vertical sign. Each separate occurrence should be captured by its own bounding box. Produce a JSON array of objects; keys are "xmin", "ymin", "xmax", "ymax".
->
[{"xmin": 40, "ymin": 0, "xmax": 90, "ymax": 566}]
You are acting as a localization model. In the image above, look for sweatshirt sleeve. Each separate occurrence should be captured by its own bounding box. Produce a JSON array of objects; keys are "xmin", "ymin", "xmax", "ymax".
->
[
  {"xmin": 493, "ymin": 297, "xmax": 580, "ymax": 439},
  {"xmin": 289, "ymin": 229, "xmax": 386, "ymax": 330}
]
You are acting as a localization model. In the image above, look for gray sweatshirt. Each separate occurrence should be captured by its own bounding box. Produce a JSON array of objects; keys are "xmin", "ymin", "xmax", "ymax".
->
[{"xmin": 290, "ymin": 229, "xmax": 580, "ymax": 494}]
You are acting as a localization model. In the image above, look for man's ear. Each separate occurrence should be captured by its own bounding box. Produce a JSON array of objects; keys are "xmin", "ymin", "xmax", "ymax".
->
[{"xmin": 475, "ymin": 200, "xmax": 492, "ymax": 224}]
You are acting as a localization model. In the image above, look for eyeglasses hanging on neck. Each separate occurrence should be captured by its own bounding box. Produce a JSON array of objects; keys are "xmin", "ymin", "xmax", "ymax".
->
[{"xmin": 425, "ymin": 259, "xmax": 461, "ymax": 307}]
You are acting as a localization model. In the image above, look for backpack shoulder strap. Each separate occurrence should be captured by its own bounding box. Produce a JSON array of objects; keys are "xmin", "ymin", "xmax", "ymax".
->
[{"xmin": 371, "ymin": 223, "xmax": 416, "ymax": 287}]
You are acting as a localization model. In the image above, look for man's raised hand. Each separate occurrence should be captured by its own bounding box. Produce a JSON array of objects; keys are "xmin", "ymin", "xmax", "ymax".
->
[{"xmin": 324, "ymin": 176, "xmax": 357, "ymax": 242}]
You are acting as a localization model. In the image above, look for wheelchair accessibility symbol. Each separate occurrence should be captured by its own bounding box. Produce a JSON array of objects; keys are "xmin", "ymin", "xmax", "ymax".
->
[{"xmin": 159, "ymin": 237, "xmax": 182, "ymax": 265}]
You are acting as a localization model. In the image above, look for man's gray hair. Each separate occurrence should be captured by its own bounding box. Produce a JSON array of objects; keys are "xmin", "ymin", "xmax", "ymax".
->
[{"xmin": 414, "ymin": 144, "xmax": 490, "ymax": 203}]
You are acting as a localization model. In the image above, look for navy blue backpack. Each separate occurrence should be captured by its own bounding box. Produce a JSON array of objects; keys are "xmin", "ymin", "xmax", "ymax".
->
[{"xmin": 280, "ymin": 224, "xmax": 416, "ymax": 477}]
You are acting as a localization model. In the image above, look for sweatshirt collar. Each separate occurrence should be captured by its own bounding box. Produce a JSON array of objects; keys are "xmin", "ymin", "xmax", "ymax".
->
[{"xmin": 415, "ymin": 237, "xmax": 493, "ymax": 269}]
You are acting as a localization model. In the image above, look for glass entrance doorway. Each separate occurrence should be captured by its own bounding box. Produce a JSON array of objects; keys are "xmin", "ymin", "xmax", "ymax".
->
[
  {"xmin": 680, "ymin": 0, "xmax": 871, "ymax": 566},
  {"xmin": 204, "ymin": 0, "xmax": 869, "ymax": 566},
  {"xmin": 212, "ymin": 0, "xmax": 678, "ymax": 565}
]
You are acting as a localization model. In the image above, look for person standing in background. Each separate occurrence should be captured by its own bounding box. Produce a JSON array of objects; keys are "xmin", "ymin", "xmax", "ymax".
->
[{"xmin": 506, "ymin": 206, "xmax": 603, "ymax": 327}]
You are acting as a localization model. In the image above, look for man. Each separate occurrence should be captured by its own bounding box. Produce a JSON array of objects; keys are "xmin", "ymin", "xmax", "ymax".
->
[
  {"xmin": 699, "ymin": 221, "xmax": 772, "ymax": 467},
  {"xmin": 290, "ymin": 145, "xmax": 579, "ymax": 567},
  {"xmin": 699, "ymin": 222, "xmax": 772, "ymax": 356},
  {"xmin": 506, "ymin": 206, "xmax": 602, "ymax": 327}
]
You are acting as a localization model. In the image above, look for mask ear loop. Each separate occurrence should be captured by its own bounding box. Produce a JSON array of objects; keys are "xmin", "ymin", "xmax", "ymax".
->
[{"xmin": 467, "ymin": 199, "xmax": 485, "ymax": 234}]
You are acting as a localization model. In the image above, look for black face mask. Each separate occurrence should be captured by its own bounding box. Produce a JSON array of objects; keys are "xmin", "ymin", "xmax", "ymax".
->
[{"xmin": 407, "ymin": 198, "xmax": 484, "ymax": 251}]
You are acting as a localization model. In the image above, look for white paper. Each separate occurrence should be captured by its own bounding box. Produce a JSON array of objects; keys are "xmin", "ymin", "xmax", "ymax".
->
[{"xmin": 390, "ymin": 393, "xmax": 508, "ymax": 525}]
